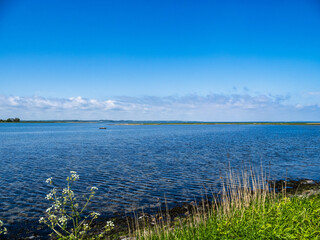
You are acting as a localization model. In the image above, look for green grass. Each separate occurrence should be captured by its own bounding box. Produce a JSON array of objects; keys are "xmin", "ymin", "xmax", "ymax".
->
[
  {"xmin": 136, "ymin": 195, "xmax": 320, "ymax": 239},
  {"xmin": 134, "ymin": 170, "xmax": 320, "ymax": 240}
]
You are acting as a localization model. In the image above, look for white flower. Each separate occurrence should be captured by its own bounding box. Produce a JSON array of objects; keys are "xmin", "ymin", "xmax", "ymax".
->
[
  {"xmin": 45, "ymin": 193, "xmax": 54, "ymax": 200},
  {"xmin": 104, "ymin": 221, "xmax": 114, "ymax": 232},
  {"xmin": 58, "ymin": 216, "xmax": 67, "ymax": 224},
  {"xmin": 39, "ymin": 217, "xmax": 45, "ymax": 223},
  {"xmin": 71, "ymin": 173, "xmax": 79, "ymax": 181},
  {"xmin": 106, "ymin": 221, "xmax": 114, "ymax": 227},
  {"xmin": 91, "ymin": 186, "xmax": 98, "ymax": 191},
  {"xmin": 67, "ymin": 171, "xmax": 79, "ymax": 181},
  {"xmin": 83, "ymin": 223, "xmax": 89, "ymax": 230},
  {"xmin": 62, "ymin": 188, "xmax": 74, "ymax": 197},
  {"xmin": 62, "ymin": 188, "xmax": 69, "ymax": 194},
  {"xmin": 52, "ymin": 200, "xmax": 62, "ymax": 210},
  {"xmin": 46, "ymin": 177, "xmax": 53, "ymax": 184},
  {"xmin": 46, "ymin": 206, "xmax": 53, "ymax": 212}
]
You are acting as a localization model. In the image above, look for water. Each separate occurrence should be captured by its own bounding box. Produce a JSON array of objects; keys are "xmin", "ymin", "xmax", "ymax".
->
[{"xmin": 1, "ymin": 123, "xmax": 320, "ymax": 234}]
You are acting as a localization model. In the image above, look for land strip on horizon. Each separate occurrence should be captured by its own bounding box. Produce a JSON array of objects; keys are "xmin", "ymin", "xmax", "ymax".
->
[
  {"xmin": 116, "ymin": 122, "xmax": 320, "ymax": 126},
  {"xmin": 1, "ymin": 121, "xmax": 320, "ymax": 125}
]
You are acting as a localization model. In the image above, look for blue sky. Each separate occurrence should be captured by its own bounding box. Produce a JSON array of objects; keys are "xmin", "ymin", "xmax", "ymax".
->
[{"xmin": 1, "ymin": 0, "xmax": 320, "ymax": 121}]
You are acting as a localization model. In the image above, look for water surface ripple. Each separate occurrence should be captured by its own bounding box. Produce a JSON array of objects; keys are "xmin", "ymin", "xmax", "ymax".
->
[{"xmin": 1, "ymin": 123, "xmax": 320, "ymax": 224}]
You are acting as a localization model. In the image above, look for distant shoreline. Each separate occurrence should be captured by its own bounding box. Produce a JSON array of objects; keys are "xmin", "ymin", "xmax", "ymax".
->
[
  {"xmin": 0, "ymin": 121, "xmax": 97, "ymax": 123},
  {"xmin": 115, "ymin": 122, "xmax": 320, "ymax": 126},
  {"xmin": 1, "ymin": 121, "xmax": 320, "ymax": 125}
]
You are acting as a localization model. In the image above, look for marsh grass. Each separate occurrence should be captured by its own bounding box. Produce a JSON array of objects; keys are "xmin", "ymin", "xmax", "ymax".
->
[{"xmin": 133, "ymin": 168, "xmax": 320, "ymax": 239}]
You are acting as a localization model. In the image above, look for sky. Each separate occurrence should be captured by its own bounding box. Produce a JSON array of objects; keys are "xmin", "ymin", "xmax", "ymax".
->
[{"xmin": 1, "ymin": 0, "xmax": 320, "ymax": 121}]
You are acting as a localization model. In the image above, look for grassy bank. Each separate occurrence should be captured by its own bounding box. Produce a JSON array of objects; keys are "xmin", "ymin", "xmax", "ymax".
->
[
  {"xmin": 134, "ymin": 194, "xmax": 320, "ymax": 239},
  {"xmin": 132, "ymin": 171, "xmax": 320, "ymax": 240}
]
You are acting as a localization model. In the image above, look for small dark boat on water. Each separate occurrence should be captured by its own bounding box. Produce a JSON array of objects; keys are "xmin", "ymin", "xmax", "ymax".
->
[{"xmin": 99, "ymin": 127, "xmax": 107, "ymax": 129}]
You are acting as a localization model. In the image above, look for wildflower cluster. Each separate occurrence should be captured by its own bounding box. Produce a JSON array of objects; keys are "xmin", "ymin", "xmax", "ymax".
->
[
  {"xmin": 40, "ymin": 171, "xmax": 106, "ymax": 239},
  {"xmin": 105, "ymin": 221, "xmax": 115, "ymax": 231}
]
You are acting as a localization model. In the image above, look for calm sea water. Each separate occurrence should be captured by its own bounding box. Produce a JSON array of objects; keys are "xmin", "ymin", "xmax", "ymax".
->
[{"xmin": 1, "ymin": 123, "xmax": 320, "ymax": 227}]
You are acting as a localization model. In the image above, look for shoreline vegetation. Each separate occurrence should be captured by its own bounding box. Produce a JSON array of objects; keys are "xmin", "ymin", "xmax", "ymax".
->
[
  {"xmin": 0, "ymin": 118, "xmax": 20, "ymax": 123},
  {"xmin": 1, "ymin": 119, "xmax": 320, "ymax": 125},
  {"xmin": 0, "ymin": 120, "xmax": 97, "ymax": 123},
  {"xmin": 2, "ymin": 171, "xmax": 320, "ymax": 239}
]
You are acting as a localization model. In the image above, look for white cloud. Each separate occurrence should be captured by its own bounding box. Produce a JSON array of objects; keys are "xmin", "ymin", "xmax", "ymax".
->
[
  {"xmin": 0, "ymin": 95, "xmax": 117, "ymax": 110},
  {"xmin": 0, "ymin": 94, "xmax": 319, "ymax": 121},
  {"xmin": 307, "ymin": 92, "xmax": 320, "ymax": 96}
]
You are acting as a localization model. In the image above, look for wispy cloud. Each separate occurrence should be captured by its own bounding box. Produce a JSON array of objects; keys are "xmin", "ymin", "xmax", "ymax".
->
[
  {"xmin": 307, "ymin": 92, "xmax": 320, "ymax": 96},
  {"xmin": 0, "ymin": 94, "xmax": 319, "ymax": 121},
  {"xmin": 1, "ymin": 96, "xmax": 116, "ymax": 110}
]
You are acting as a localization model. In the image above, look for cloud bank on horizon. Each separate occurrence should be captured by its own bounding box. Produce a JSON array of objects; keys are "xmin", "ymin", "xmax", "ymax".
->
[{"xmin": 1, "ymin": 94, "xmax": 320, "ymax": 121}]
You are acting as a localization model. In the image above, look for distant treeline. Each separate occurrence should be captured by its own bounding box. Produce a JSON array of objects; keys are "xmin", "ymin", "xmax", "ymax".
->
[{"xmin": 0, "ymin": 118, "xmax": 20, "ymax": 122}]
